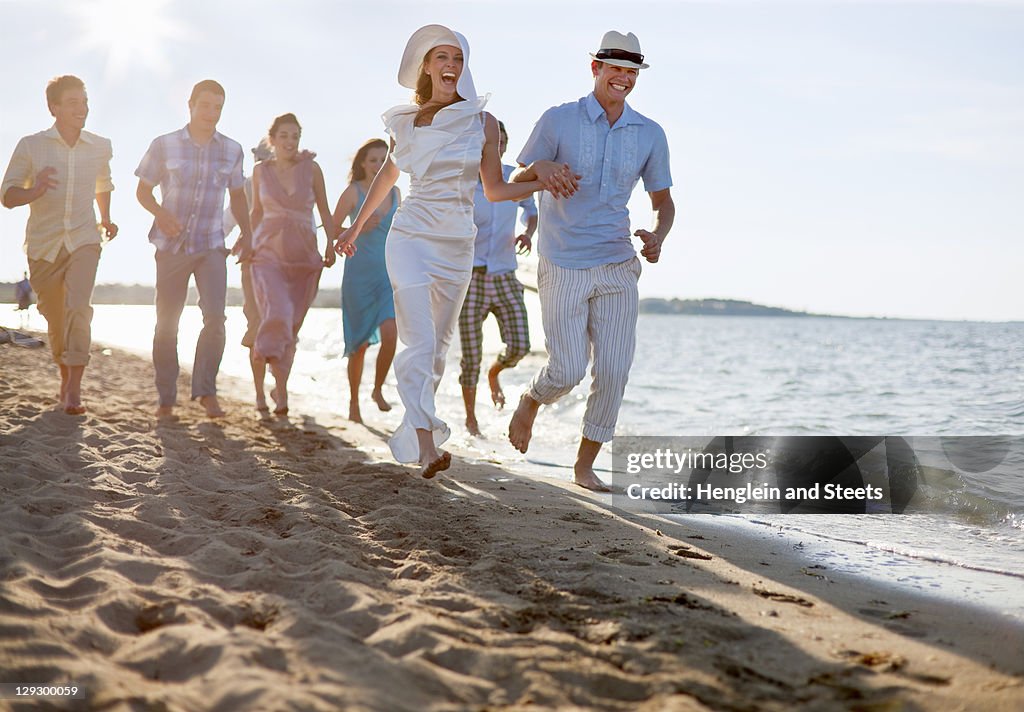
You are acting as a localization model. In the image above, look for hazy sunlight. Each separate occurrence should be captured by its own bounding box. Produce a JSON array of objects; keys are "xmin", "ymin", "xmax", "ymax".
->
[{"xmin": 70, "ymin": 0, "xmax": 188, "ymax": 80}]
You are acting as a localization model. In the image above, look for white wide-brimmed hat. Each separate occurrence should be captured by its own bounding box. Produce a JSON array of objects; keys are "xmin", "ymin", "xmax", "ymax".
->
[
  {"xmin": 589, "ymin": 30, "xmax": 649, "ymax": 70},
  {"xmin": 398, "ymin": 24, "xmax": 477, "ymax": 100}
]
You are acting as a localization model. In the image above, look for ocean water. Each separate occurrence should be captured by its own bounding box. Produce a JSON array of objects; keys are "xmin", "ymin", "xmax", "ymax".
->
[{"xmin": 83, "ymin": 304, "xmax": 1024, "ymax": 619}]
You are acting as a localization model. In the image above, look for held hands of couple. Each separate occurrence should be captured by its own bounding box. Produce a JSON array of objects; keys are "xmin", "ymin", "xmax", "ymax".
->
[
  {"xmin": 230, "ymin": 234, "xmax": 254, "ymax": 263},
  {"xmin": 535, "ymin": 161, "xmax": 581, "ymax": 199},
  {"xmin": 333, "ymin": 209, "xmax": 382, "ymax": 258}
]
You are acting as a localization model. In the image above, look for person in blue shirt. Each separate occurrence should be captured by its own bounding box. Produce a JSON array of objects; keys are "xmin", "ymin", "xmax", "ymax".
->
[
  {"xmin": 508, "ymin": 31, "xmax": 676, "ymax": 491},
  {"xmin": 458, "ymin": 120, "xmax": 537, "ymax": 436},
  {"xmin": 15, "ymin": 271, "xmax": 34, "ymax": 327}
]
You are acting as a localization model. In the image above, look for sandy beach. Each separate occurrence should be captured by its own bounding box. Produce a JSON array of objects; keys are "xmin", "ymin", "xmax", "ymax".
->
[{"xmin": 1, "ymin": 337, "xmax": 1022, "ymax": 711}]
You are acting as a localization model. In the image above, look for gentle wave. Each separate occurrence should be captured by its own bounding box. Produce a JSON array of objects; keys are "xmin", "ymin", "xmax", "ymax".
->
[{"xmin": 85, "ymin": 305, "xmax": 1024, "ymax": 596}]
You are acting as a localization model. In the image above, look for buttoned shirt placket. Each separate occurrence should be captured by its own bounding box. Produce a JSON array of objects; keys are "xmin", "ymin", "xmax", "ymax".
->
[
  {"xmin": 187, "ymin": 141, "xmax": 206, "ymax": 254},
  {"xmin": 60, "ymin": 135, "xmax": 77, "ymax": 254}
]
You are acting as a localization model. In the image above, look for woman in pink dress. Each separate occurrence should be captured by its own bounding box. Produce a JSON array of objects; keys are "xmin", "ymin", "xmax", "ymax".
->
[{"xmin": 249, "ymin": 113, "xmax": 336, "ymax": 415}]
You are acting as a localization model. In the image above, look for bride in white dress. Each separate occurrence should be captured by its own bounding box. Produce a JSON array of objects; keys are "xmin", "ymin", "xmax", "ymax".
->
[{"xmin": 336, "ymin": 24, "xmax": 574, "ymax": 478}]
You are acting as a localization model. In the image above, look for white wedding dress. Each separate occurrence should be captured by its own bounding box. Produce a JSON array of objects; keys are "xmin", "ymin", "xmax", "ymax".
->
[{"xmin": 382, "ymin": 96, "xmax": 487, "ymax": 463}]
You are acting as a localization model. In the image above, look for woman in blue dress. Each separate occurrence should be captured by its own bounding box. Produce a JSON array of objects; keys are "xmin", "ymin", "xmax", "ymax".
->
[{"xmin": 333, "ymin": 138, "xmax": 400, "ymax": 423}]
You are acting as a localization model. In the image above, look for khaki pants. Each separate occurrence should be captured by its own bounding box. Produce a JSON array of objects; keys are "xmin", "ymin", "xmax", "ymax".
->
[{"xmin": 28, "ymin": 243, "xmax": 101, "ymax": 367}]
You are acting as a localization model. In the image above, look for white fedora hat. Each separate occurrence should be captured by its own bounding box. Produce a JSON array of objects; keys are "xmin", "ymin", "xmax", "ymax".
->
[
  {"xmin": 590, "ymin": 30, "xmax": 649, "ymax": 70},
  {"xmin": 398, "ymin": 24, "xmax": 477, "ymax": 100}
]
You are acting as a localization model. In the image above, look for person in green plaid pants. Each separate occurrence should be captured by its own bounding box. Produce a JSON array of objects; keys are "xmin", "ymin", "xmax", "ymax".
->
[{"xmin": 458, "ymin": 122, "xmax": 537, "ymax": 436}]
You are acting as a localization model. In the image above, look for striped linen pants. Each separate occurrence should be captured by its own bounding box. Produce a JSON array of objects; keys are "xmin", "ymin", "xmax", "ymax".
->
[{"xmin": 527, "ymin": 255, "xmax": 641, "ymax": 443}]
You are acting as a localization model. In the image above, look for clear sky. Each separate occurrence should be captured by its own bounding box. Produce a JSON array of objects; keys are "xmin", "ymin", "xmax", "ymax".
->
[{"xmin": 1, "ymin": 0, "xmax": 1021, "ymax": 321}]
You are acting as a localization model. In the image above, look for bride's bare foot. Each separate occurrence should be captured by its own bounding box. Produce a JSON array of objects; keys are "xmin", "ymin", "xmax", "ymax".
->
[
  {"xmin": 200, "ymin": 395, "xmax": 226, "ymax": 418},
  {"xmin": 420, "ymin": 450, "xmax": 452, "ymax": 479},
  {"xmin": 371, "ymin": 388, "xmax": 392, "ymax": 412},
  {"xmin": 348, "ymin": 401, "xmax": 363, "ymax": 424},
  {"xmin": 508, "ymin": 394, "xmax": 539, "ymax": 453},
  {"xmin": 487, "ymin": 363, "xmax": 506, "ymax": 409}
]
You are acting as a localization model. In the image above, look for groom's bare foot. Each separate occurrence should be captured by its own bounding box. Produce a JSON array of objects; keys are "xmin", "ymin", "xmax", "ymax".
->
[
  {"xmin": 465, "ymin": 416, "xmax": 481, "ymax": 437},
  {"xmin": 573, "ymin": 466, "xmax": 611, "ymax": 492},
  {"xmin": 487, "ymin": 363, "xmax": 506, "ymax": 409},
  {"xmin": 200, "ymin": 395, "xmax": 226, "ymax": 418},
  {"xmin": 420, "ymin": 450, "xmax": 452, "ymax": 479},
  {"xmin": 155, "ymin": 405, "xmax": 175, "ymax": 419},
  {"xmin": 508, "ymin": 394, "xmax": 539, "ymax": 453}
]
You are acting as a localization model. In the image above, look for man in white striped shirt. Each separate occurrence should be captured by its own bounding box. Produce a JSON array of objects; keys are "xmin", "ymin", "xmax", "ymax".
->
[{"xmin": 2, "ymin": 75, "xmax": 117, "ymax": 416}]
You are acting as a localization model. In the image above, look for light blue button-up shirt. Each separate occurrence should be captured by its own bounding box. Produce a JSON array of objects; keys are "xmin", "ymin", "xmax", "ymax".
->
[
  {"xmin": 518, "ymin": 93, "xmax": 672, "ymax": 269},
  {"xmin": 472, "ymin": 164, "xmax": 538, "ymax": 274}
]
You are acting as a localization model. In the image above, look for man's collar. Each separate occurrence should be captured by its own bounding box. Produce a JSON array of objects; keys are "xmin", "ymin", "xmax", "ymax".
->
[
  {"xmin": 44, "ymin": 125, "xmax": 94, "ymax": 145},
  {"xmin": 584, "ymin": 93, "xmax": 641, "ymax": 126},
  {"xmin": 179, "ymin": 124, "xmax": 222, "ymax": 146}
]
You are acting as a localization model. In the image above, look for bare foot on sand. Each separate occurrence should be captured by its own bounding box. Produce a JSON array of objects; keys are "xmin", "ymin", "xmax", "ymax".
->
[
  {"xmin": 155, "ymin": 405, "xmax": 175, "ymax": 419},
  {"xmin": 465, "ymin": 416, "xmax": 481, "ymax": 437},
  {"xmin": 508, "ymin": 394, "xmax": 539, "ymax": 453},
  {"xmin": 420, "ymin": 450, "xmax": 452, "ymax": 479},
  {"xmin": 371, "ymin": 388, "xmax": 392, "ymax": 412},
  {"xmin": 270, "ymin": 388, "xmax": 288, "ymax": 416},
  {"xmin": 348, "ymin": 401, "xmax": 363, "ymax": 424},
  {"xmin": 63, "ymin": 387, "xmax": 86, "ymax": 415},
  {"xmin": 200, "ymin": 395, "xmax": 226, "ymax": 418},
  {"xmin": 487, "ymin": 363, "xmax": 506, "ymax": 409},
  {"xmin": 574, "ymin": 466, "xmax": 611, "ymax": 492},
  {"xmin": 59, "ymin": 364, "xmax": 86, "ymax": 414}
]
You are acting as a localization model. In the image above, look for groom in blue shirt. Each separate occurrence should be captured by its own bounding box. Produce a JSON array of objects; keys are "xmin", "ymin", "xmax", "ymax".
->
[{"xmin": 508, "ymin": 30, "xmax": 675, "ymax": 491}]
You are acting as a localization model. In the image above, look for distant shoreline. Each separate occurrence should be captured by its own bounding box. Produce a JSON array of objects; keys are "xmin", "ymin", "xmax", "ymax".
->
[{"xmin": 1, "ymin": 283, "xmax": 1020, "ymax": 322}]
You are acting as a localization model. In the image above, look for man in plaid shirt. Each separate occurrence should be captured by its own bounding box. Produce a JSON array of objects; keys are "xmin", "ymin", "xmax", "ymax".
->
[
  {"xmin": 136, "ymin": 79, "xmax": 253, "ymax": 418},
  {"xmin": 458, "ymin": 121, "xmax": 537, "ymax": 437}
]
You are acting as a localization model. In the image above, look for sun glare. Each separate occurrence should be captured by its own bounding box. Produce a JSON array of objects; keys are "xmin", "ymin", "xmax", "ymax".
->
[{"xmin": 70, "ymin": 0, "xmax": 189, "ymax": 80}]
